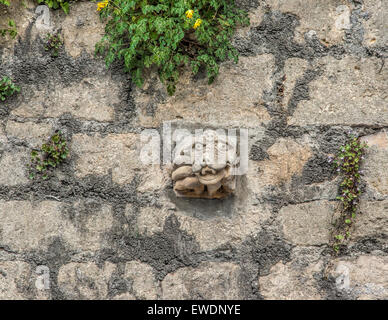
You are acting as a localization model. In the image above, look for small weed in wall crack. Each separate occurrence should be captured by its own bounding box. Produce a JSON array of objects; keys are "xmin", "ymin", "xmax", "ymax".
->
[
  {"xmin": 329, "ymin": 134, "xmax": 368, "ymax": 254},
  {"xmin": 0, "ymin": 19, "xmax": 17, "ymax": 39},
  {"xmin": 29, "ymin": 131, "xmax": 69, "ymax": 180},
  {"xmin": 0, "ymin": 76, "xmax": 20, "ymax": 102},
  {"xmin": 44, "ymin": 32, "xmax": 63, "ymax": 57}
]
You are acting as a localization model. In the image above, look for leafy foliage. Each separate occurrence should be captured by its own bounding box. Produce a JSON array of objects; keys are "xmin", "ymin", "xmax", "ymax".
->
[
  {"xmin": 330, "ymin": 135, "xmax": 368, "ymax": 253},
  {"xmin": 36, "ymin": 0, "xmax": 72, "ymax": 14},
  {"xmin": 44, "ymin": 32, "xmax": 63, "ymax": 57},
  {"xmin": 0, "ymin": 19, "xmax": 17, "ymax": 39},
  {"xmin": 96, "ymin": 0, "xmax": 249, "ymax": 95},
  {"xmin": 0, "ymin": 76, "xmax": 20, "ymax": 102},
  {"xmin": 0, "ymin": 1, "xmax": 17, "ymax": 39},
  {"xmin": 29, "ymin": 131, "xmax": 69, "ymax": 180}
]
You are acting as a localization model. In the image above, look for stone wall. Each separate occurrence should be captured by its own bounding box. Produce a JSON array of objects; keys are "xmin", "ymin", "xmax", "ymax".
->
[{"xmin": 0, "ymin": 0, "xmax": 387, "ymax": 300}]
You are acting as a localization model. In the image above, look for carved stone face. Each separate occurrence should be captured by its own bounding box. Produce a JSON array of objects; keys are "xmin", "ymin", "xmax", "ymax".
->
[{"xmin": 172, "ymin": 130, "xmax": 239, "ymax": 199}]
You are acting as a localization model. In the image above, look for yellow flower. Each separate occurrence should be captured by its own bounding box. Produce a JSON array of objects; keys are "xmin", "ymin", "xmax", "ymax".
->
[
  {"xmin": 193, "ymin": 18, "xmax": 202, "ymax": 29},
  {"xmin": 185, "ymin": 10, "xmax": 194, "ymax": 19},
  {"xmin": 97, "ymin": 0, "xmax": 109, "ymax": 11}
]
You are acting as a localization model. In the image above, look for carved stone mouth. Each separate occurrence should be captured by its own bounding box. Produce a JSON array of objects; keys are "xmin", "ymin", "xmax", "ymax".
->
[{"xmin": 197, "ymin": 167, "xmax": 226, "ymax": 185}]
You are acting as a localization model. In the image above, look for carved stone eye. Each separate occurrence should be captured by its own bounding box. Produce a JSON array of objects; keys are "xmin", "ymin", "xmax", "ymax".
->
[
  {"xmin": 218, "ymin": 142, "xmax": 227, "ymax": 151},
  {"xmin": 195, "ymin": 143, "xmax": 203, "ymax": 151},
  {"xmin": 204, "ymin": 131, "xmax": 215, "ymax": 141}
]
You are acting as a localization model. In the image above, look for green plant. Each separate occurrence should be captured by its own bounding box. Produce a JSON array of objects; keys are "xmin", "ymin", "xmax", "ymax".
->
[
  {"xmin": 330, "ymin": 134, "xmax": 368, "ymax": 253},
  {"xmin": 0, "ymin": 19, "xmax": 17, "ymax": 39},
  {"xmin": 44, "ymin": 32, "xmax": 63, "ymax": 57},
  {"xmin": 0, "ymin": 76, "xmax": 20, "ymax": 101},
  {"xmin": 95, "ymin": 0, "xmax": 249, "ymax": 95},
  {"xmin": 0, "ymin": 0, "xmax": 17, "ymax": 39},
  {"xmin": 36, "ymin": 0, "xmax": 72, "ymax": 14},
  {"xmin": 29, "ymin": 131, "xmax": 69, "ymax": 180}
]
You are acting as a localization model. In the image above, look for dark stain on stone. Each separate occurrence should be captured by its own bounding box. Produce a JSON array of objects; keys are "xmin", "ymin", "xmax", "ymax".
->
[
  {"xmin": 24, "ymin": 237, "xmax": 73, "ymax": 300},
  {"xmin": 299, "ymin": 153, "xmax": 337, "ymax": 185},
  {"xmin": 249, "ymin": 143, "xmax": 270, "ymax": 161},
  {"xmin": 166, "ymin": 189, "xmax": 236, "ymax": 220},
  {"xmin": 99, "ymin": 214, "xmax": 201, "ymax": 281}
]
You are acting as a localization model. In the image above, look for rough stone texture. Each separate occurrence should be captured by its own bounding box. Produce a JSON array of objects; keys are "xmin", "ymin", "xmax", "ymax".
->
[
  {"xmin": 362, "ymin": 131, "xmax": 388, "ymax": 197},
  {"xmin": 259, "ymin": 260, "xmax": 322, "ymax": 299},
  {"xmin": 0, "ymin": 261, "xmax": 32, "ymax": 300},
  {"xmin": 137, "ymin": 165, "xmax": 170, "ymax": 193},
  {"xmin": 124, "ymin": 261, "xmax": 160, "ymax": 299},
  {"xmin": 61, "ymin": 2, "xmax": 105, "ymax": 58},
  {"xmin": 249, "ymin": 138, "xmax": 312, "ymax": 186},
  {"xmin": 135, "ymin": 200, "xmax": 272, "ymax": 252},
  {"xmin": 266, "ymin": 0, "xmax": 352, "ymax": 45},
  {"xmin": 72, "ymin": 134, "xmax": 140, "ymax": 184},
  {"xmin": 57, "ymin": 262, "xmax": 116, "ymax": 299},
  {"xmin": 0, "ymin": 0, "xmax": 387, "ymax": 300},
  {"xmin": 0, "ymin": 150, "xmax": 29, "ymax": 186},
  {"xmin": 134, "ymin": 54, "xmax": 274, "ymax": 128},
  {"xmin": 11, "ymin": 77, "xmax": 120, "ymax": 122},
  {"xmin": 330, "ymin": 256, "xmax": 388, "ymax": 300},
  {"xmin": 0, "ymin": 200, "xmax": 113, "ymax": 252},
  {"xmin": 289, "ymin": 57, "xmax": 388, "ymax": 126},
  {"xmin": 43, "ymin": 78, "xmax": 118, "ymax": 121},
  {"xmin": 278, "ymin": 201, "xmax": 335, "ymax": 245},
  {"xmin": 161, "ymin": 262, "xmax": 242, "ymax": 300},
  {"xmin": 362, "ymin": 0, "xmax": 387, "ymax": 48},
  {"xmin": 5, "ymin": 120, "xmax": 52, "ymax": 147},
  {"xmin": 353, "ymin": 201, "xmax": 388, "ymax": 241}
]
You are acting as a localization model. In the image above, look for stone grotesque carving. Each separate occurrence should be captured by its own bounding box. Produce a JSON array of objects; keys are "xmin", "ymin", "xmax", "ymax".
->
[{"xmin": 171, "ymin": 130, "xmax": 239, "ymax": 199}]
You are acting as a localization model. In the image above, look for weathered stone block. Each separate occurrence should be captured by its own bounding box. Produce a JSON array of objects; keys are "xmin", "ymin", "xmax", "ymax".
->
[
  {"xmin": 124, "ymin": 261, "xmax": 160, "ymax": 299},
  {"xmin": 134, "ymin": 54, "xmax": 274, "ymax": 128},
  {"xmin": 259, "ymin": 261, "xmax": 322, "ymax": 300},
  {"xmin": 0, "ymin": 150, "xmax": 29, "ymax": 186},
  {"xmin": 72, "ymin": 133, "xmax": 140, "ymax": 184},
  {"xmin": 289, "ymin": 57, "xmax": 388, "ymax": 126},
  {"xmin": 353, "ymin": 200, "xmax": 388, "ymax": 241},
  {"xmin": 5, "ymin": 120, "xmax": 52, "ymax": 147},
  {"xmin": 137, "ymin": 165, "xmax": 169, "ymax": 193},
  {"xmin": 61, "ymin": 1, "xmax": 105, "ymax": 58},
  {"xmin": 362, "ymin": 0, "xmax": 388, "ymax": 47},
  {"xmin": 57, "ymin": 262, "xmax": 116, "ymax": 299},
  {"xmin": 362, "ymin": 131, "xmax": 388, "ymax": 197},
  {"xmin": 161, "ymin": 262, "xmax": 241, "ymax": 299},
  {"xmin": 134, "ymin": 200, "xmax": 271, "ymax": 251},
  {"xmin": 330, "ymin": 255, "xmax": 388, "ymax": 299},
  {"xmin": 278, "ymin": 200, "xmax": 334, "ymax": 245},
  {"xmin": 247, "ymin": 138, "xmax": 312, "ymax": 190},
  {"xmin": 0, "ymin": 200, "xmax": 113, "ymax": 252},
  {"xmin": 267, "ymin": 0, "xmax": 351, "ymax": 45},
  {"xmin": 0, "ymin": 261, "xmax": 31, "ymax": 300},
  {"xmin": 44, "ymin": 77, "xmax": 118, "ymax": 121}
]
